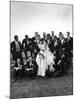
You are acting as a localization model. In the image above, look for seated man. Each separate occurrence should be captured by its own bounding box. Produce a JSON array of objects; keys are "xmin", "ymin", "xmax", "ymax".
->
[
  {"xmin": 12, "ymin": 58, "xmax": 23, "ymax": 81},
  {"xmin": 25, "ymin": 56, "xmax": 38, "ymax": 78},
  {"xmin": 46, "ymin": 65, "xmax": 60, "ymax": 78},
  {"xmin": 58, "ymin": 52, "xmax": 68, "ymax": 75},
  {"xmin": 10, "ymin": 57, "xmax": 16, "ymax": 79},
  {"xmin": 22, "ymin": 58, "xmax": 27, "ymax": 77},
  {"xmin": 53, "ymin": 48, "xmax": 68, "ymax": 76},
  {"xmin": 45, "ymin": 54, "xmax": 60, "ymax": 78}
]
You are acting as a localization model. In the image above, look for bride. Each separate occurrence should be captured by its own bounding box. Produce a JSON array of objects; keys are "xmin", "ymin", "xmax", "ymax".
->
[{"xmin": 36, "ymin": 39, "xmax": 55, "ymax": 77}]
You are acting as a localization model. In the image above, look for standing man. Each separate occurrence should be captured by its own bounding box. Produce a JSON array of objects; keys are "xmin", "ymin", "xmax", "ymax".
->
[
  {"xmin": 32, "ymin": 32, "xmax": 40, "ymax": 59},
  {"xmin": 50, "ymin": 31, "xmax": 55, "ymax": 53},
  {"xmin": 65, "ymin": 31, "xmax": 73, "ymax": 69},
  {"xmin": 11, "ymin": 35, "xmax": 22, "ymax": 62},
  {"xmin": 22, "ymin": 35, "xmax": 32, "ymax": 59},
  {"xmin": 42, "ymin": 32, "xmax": 47, "ymax": 41},
  {"xmin": 32, "ymin": 32, "xmax": 39, "ymax": 43}
]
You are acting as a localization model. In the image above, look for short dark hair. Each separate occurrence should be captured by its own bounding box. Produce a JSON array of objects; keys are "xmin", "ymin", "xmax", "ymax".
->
[
  {"xmin": 47, "ymin": 34, "xmax": 50, "ymax": 37},
  {"xmin": 59, "ymin": 32, "xmax": 62, "ymax": 35},
  {"xmin": 14, "ymin": 35, "xmax": 18, "ymax": 39},
  {"xmin": 67, "ymin": 31, "xmax": 70, "ymax": 34},
  {"xmin": 25, "ymin": 35, "xmax": 28, "ymax": 38}
]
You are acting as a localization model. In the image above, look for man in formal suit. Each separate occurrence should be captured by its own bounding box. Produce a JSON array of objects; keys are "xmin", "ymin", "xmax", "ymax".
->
[
  {"xmin": 46, "ymin": 34, "xmax": 53, "ymax": 52},
  {"xmin": 32, "ymin": 33, "xmax": 40, "ymax": 59},
  {"xmin": 49, "ymin": 31, "xmax": 55, "ymax": 53},
  {"xmin": 42, "ymin": 32, "xmax": 47, "ymax": 41},
  {"xmin": 53, "ymin": 35, "xmax": 59, "ymax": 55},
  {"xmin": 52, "ymin": 32, "xmax": 67, "ymax": 75},
  {"xmin": 51, "ymin": 31, "xmax": 55, "ymax": 39},
  {"xmin": 22, "ymin": 35, "xmax": 30, "ymax": 50},
  {"xmin": 46, "ymin": 36, "xmax": 61, "ymax": 77},
  {"xmin": 22, "ymin": 35, "xmax": 32, "ymax": 59},
  {"xmin": 65, "ymin": 31, "xmax": 73, "ymax": 53},
  {"xmin": 58, "ymin": 32, "xmax": 66, "ymax": 49},
  {"xmin": 12, "ymin": 58, "xmax": 23, "ymax": 81},
  {"xmin": 11, "ymin": 35, "xmax": 22, "ymax": 62},
  {"xmin": 65, "ymin": 31, "xmax": 73, "ymax": 69},
  {"xmin": 25, "ymin": 56, "xmax": 38, "ymax": 78},
  {"xmin": 32, "ymin": 32, "xmax": 39, "ymax": 43}
]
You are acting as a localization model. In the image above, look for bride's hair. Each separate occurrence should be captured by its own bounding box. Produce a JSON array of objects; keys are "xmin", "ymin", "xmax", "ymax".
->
[
  {"xmin": 39, "ymin": 53, "xmax": 45, "ymax": 59},
  {"xmin": 40, "ymin": 38, "xmax": 45, "ymax": 44}
]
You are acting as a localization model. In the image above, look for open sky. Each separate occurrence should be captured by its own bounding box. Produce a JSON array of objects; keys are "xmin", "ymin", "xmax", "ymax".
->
[{"xmin": 11, "ymin": 2, "xmax": 73, "ymax": 42}]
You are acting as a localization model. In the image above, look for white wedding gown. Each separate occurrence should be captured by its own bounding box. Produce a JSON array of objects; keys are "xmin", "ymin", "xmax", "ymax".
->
[
  {"xmin": 36, "ymin": 51, "xmax": 47, "ymax": 76},
  {"xmin": 36, "ymin": 42, "xmax": 55, "ymax": 77}
]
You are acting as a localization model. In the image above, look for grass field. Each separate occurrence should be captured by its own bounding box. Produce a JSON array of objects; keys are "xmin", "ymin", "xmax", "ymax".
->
[{"xmin": 10, "ymin": 67, "xmax": 73, "ymax": 99}]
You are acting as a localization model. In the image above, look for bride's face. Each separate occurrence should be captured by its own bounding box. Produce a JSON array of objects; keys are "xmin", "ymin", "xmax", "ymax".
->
[
  {"xmin": 39, "ymin": 54, "xmax": 44, "ymax": 59},
  {"xmin": 41, "ymin": 40, "xmax": 44, "ymax": 44}
]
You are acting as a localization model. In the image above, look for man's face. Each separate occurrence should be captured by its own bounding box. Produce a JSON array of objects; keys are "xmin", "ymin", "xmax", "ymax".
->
[
  {"xmin": 43, "ymin": 32, "xmax": 46, "ymax": 38},
  {"xmin": 29, "ymin": 57, "xmax": 32, "ymax": 62},
  {"xmin": 51, "ymin": 31, "xmax": 54, "ymax": 37},
  {"xmin": 37, "ymin": 35, "xmax": 40, "ymax": 40},
  {"xmin": 35, "ymin": 32, "xmax": 38, "ymax": 37},
  {"xmin": 67, "ymin": 32, "xmax": 70, "ymax": 37},
  {"xmin": 17, "ymin": 59, "xmax": 21, "ymax": 64},
  {"xmin": 15, "ymin": 36, "xmax": 18, "ymax": 41},
  {"xmin": 59, "ymin": 32, "xmax": 62, "ymax": 39},
  {"xmin": 47, "ymin": 34, "xmax": 50, "ymax": 39},
  {"xmin": 25, "ymin": 35, "xmax": 28, "ymax": 40}
]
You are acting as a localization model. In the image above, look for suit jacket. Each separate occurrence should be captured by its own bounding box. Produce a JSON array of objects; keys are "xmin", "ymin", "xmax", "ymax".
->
[
  {"xmin": 65, "ymin": 37, "xmax": 73, "ymax": 57},
  {"xmin": 11, "ymin": 41, "xmax": 22, "ymax": 53},
  {"xmin": 22, "ymin": 38, "xmax": 32, "ymax": 51},
  {"xmin": 65, "ymin": 37, "xmax": 73, "ymax": 51},
  {"xmin": 31, "ymin": 37, "xmax": 40, "ymax": 53},
  {"xmin": 54, "ymin": 38, "xmax": 66, "ymax": 65},
  {"xmin": 32, "ymin": 37, "xmax": 36, "ymax": 43},
  {"xmin": 26, "ymin": 60, "xmax": 38, "ymax": 72}
]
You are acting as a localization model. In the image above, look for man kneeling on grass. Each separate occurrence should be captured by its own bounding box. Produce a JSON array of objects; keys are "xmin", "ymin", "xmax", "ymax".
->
[{"xmin": 25, "ymin": 56, "xmax": 38, "ymax": 79}]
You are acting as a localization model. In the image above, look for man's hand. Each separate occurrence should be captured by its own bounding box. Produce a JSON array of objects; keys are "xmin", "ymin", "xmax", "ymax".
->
[{"xmin": 58, "ymin": 60, "xmax": 61, "ymax": 65}]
